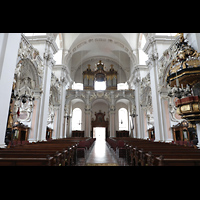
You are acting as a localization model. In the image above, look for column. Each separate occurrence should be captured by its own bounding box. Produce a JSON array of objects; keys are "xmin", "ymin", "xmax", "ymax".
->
[
  {"xmin": 145, "ymin": 37, "xmax": 164, "ymax": 141},
  {"xmin": 85, "ymin": 109, "xmax": 91, "ymax": 137},
  {"xmin": 134, "ymin": 81, "xmax": 144, "ymax": 138},
  {"xmin": 28, "ymin": 92, "xmax": 42, "ymax": 142},
  {"xmin": 58, "ymin": 83, "xmax": 67, "ymax": 138},
  {"xmin": 109, "ymin": 107, "xmax": 116, "ymax": 137},
  {"xmin": 65, "ymin": 101, "xmax": 72, "ymax": 137},
  {"xmin": 109, "ymin": 91, "xmax": 116, "ymax": 137},
  {"xmin": 52, "ymin": 65, "xmax": 68, "ymax": 138},
  {"xmin": 84, "ymin": 91, "xmax": 91, "ymax": 137},
  {"xmin": 130, "ymin": 113, "xmax": 136, "ymax": 138},
  {"xmin": 148, "ymin": 64, "xmax": 164, "ymax": 141},
  {"xmin": 37, "ymin": 63, "xmax": 52, "ymax": 141},
  {"xmin": 52, "ymin": 106, "xmax": 59, "ymax": 139},
  {"xmin": 160, "ymin": 91, "xmax": 173, "ymax": 142},
  {"xmin": 0, "ymin": 33, "xmax": 21, "ymax": 148},
  {"xmin": 142, "ymin": 107, "xmax": 148, "ymax": 139},
  {"xmin": 36, "ymin": 37, "xmax": 55, "ymax": 141},
  {"xmin": 63, "ymin": 115, "xmax": 67, "ymax": 138},
  {"xmin": 67, "ymin": 117, "xmax": 72, "ymax": 137},
  {"xmin": 196, "ymin": 123, "xmax": 200, "ymax": 148}
]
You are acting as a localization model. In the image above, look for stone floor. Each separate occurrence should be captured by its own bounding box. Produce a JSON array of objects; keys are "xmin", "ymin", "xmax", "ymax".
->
[{"xmin": 76, "ymin": 139, "xmax": 128, "ymax": 166}]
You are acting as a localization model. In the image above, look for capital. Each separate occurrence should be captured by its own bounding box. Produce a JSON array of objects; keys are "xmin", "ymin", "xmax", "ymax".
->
[
  {"xmin": 85, "ymin": 104, "xmax": 91, "ymax": 111},
  {"xmin": 109, "ymin": 105, "xmax": 115, "ymax": 111}
]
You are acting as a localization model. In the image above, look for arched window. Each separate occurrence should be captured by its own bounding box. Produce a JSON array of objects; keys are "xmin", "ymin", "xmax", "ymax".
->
[
  {"xmin": 72, "ymin": 108, "xmax": 82, "ymax": 130},
  {"xmin": 118, "ymin": 108, "xmax": 128, "ymax": 130}
]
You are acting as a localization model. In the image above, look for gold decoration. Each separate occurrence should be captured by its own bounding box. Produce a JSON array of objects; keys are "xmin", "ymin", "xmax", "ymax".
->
[
  {"xmin": 175, "ymin": 97, "xmax": 200, "ymax": 123},
  {"xmin": 167, "ymin": 34, "xmax": 200, "ymax": 88}
]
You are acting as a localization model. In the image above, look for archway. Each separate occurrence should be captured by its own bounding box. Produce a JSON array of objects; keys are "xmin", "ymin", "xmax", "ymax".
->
[{"xmin": 91, "ymin": 110, "xmax": 109, "ymax": 139}]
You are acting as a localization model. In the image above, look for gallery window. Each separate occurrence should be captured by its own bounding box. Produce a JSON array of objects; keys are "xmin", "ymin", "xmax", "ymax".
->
[
  {"xmin": 72, "ymin": 82, "xmax": 83, "ymax": 90},
  {"xmin": 94, "ymin": 81, "xmax": 106, "ymax": 90},
  {"xmin": 117, "ymin": 82, "xmax": 129, "ymax": 90}
]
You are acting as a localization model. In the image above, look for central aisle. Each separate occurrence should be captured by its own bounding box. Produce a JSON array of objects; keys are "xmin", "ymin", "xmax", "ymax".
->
[{"xmin": 86, "ymin": 139, "xmax": 118, "ymax": 166}]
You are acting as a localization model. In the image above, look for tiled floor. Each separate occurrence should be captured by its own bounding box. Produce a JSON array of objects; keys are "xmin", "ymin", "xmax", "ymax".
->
[
  {"xmin": 86, "ymin": 139, "xmax": 118, "ymax": 164},
  {"xmin": 76, "ymin": 139, "xmax": 128, "ymax": 166}
]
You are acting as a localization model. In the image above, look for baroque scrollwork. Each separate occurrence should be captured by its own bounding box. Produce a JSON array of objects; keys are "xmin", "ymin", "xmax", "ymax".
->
[{"xmin": 12, "ymin": 34, "xmax": 45, "ymax": 124}]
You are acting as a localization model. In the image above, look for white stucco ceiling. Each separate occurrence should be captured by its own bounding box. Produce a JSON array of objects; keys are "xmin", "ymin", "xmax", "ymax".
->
[
  {"xmin": 62, "ymin": 33, "xmax": 137, "ymax": 51},
  {"xmin": 61, "ymin": 33, "xmax": 139, "ymax": 82}
]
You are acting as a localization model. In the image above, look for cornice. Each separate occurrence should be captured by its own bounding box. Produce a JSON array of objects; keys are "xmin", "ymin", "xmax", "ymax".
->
[
  {"xmin": 143, "ymin": 36, "xmax": 155, "ymax": 54},
  {"xmin": 25, "ymin": 35, "xmax": 59, "ymax": 54}
]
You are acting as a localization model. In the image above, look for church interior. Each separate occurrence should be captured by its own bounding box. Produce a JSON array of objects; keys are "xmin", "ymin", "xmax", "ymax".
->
[{"xmin": 1, "ymin": 33, "xmax": 200, "ymax": 166}]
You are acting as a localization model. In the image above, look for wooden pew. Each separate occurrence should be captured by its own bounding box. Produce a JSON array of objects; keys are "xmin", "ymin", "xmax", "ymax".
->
[
  {"xmin": 0, "ymin": 151, "xmax": 63, "ymax": 166},
  {"xmin": 8, "ymin": 147, "xmax": 72, "ymax": 166},
  {"xmin": 155, "ymin": 155, "xmax": 200, "ymax": 166},
  {"xmin": 76, "ymin": 138, "xmax": 95, "ymax": 158},
  {"xmin": 0, "ymin": 137, "xmax": 94, "ymax": 166},
  {"xmin": 137, "ymin": 145, "xmax": 199, "ymax": 166},
  {"xmin": 145, "ymin": 150, "xmax": 200, "ymax": 166},
  {"xmin": 0, "ymin": 156, "xmax": 54, "ymax": 166},
  {"xmin": 137, "ymin": 146, "xmax": 199, "ymax": 166},
  {"xmin": 1, "ymin": 139, "xmax": 79, "ymax": 166},
  {"xmin": 11, "ymin": 142, "xmax": 77, "ymax": 166},
  {"xmin": 110, "ymin": 137, "xmax": 200, "ymax": 166}
]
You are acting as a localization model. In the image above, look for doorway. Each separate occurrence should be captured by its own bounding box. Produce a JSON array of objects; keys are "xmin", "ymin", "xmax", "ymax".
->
[{"xmin": 93, "ymin": 127, "xmax": 106, "ymax": 141}]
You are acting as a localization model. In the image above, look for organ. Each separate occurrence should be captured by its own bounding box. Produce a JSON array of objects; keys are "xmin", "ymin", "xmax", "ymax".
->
[{"xmin": 83, "ymin": 60, "xmax": 118, "ymax": 90}]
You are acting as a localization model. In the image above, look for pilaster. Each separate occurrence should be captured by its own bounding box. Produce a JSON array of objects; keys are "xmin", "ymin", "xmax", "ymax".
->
[{"xmin": 0, "ymin": 33, "xmax": 21, "ymax": 147}]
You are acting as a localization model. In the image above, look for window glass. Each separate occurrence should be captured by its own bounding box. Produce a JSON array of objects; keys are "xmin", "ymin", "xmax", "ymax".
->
[
  {"xmin": 72, "ymin": 108, "xmax": 82, "ymax": 130},
  {"xmin": 118, "ymin": 108, "xmax": 128, "ymax": 130}
]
